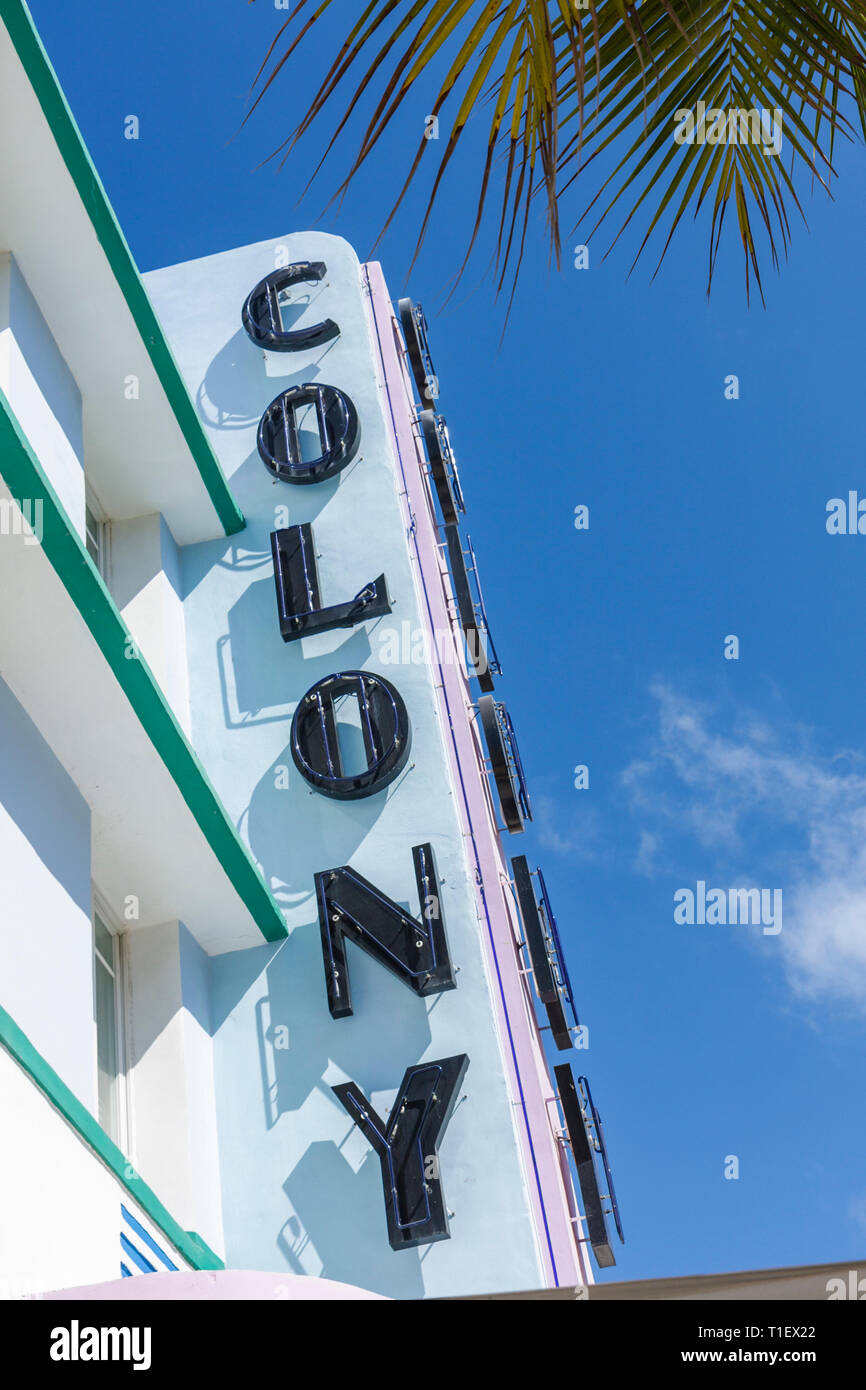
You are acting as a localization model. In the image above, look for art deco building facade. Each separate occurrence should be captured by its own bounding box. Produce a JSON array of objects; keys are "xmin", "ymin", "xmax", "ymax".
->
[{"xmin": 0, "ymin": 0, "xmax": 621, "ymax": 1300}]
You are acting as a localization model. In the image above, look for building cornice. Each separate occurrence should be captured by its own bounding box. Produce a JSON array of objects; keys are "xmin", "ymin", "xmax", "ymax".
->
[
  {"xmin": 0, "ymin": 0, "xmax": 245, "ymax": 537},
  {"xmin": 0, "ymin": 385, "xmax": 288, "ymax": 946},
  {"xmin": 0, "ymin": 1002, "xmax": 224, "ymax": 1273}
]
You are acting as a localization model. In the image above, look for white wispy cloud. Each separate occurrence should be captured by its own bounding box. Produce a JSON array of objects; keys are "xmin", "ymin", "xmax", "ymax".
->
[
  {"xmin": 848, "ymin": 1192, "xmax": 866, "ymax": 1237},
  {"xmin": 623, "ymin": 682, "xmax": 866, "ymax": 1008},
  {"xmin": 533, "ymin": 791, "xmax": 607, "ymax": 864}
]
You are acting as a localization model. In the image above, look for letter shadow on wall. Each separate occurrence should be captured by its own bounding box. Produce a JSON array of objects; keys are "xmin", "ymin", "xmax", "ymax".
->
[
  {"xmin": 256, "ymin": 920, "xmax": 432, "ymax": 1123},
  {"xmin": 277, "ymin": 1143, "xmax": 425, "ymax": 1299},
  {"xmin": 220, "ymin": 581, "xmax": 373, "ymax": 724},
  {"xmin": 245, "ymin": 718, "xmax": 398, "ymax": 908},
  {"xmin": 216, "ymin": 441, "xmax": 357, "ymax": 526},
  {"xmin": 196, "ymin": 327, "xmax": 336, "ymax": 434},
  {"xmin": 197, "ymin": 330, "xmax": 275, "ymax": 433},
  {"xmin": 256, "ymin": 927, "xmax": 430, "ymax": 1296},
  {"xmin": 0, "ymin": 676, "xmax": 91, "ymax": 916}
]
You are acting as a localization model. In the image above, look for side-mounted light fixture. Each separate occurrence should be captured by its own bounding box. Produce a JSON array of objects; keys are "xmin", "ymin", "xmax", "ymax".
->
[
  {"xmin": 419, "ymin": 410, "xmax": 465, "ymax": 525},
  {"xmin": 510, "ymin": 857, "xmax": 579, "ymax": 1050},
  {"xmin": 398, "ymin": 297, "xmax": 439, "ymax": 405},
  {"xmin": 554, "ymin": 1064, "xmax": 624, "ymax": 1270},
  {"xmin": 478, "ymin": 696, "xmax": 532, "ymax": 833},
  {"xmin": 444, "ymin": 525, "xmax": 501, "ymax": 692}
]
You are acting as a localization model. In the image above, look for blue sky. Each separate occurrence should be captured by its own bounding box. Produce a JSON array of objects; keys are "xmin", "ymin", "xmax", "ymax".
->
[{"xmin": 30, "ymin": 0, "xmax": 866, "ymax": 1282}]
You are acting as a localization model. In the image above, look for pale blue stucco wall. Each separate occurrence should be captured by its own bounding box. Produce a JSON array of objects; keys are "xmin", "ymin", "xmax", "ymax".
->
[{"xmin": 144, "ymin": 234, "xmax": 543, "ymax": 1298}]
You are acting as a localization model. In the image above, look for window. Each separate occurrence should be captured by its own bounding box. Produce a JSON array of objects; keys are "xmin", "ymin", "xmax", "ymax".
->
[
  {"xmin": 93, "ymin": 905, "xmax": 126, "ymax": 1145},
  {"xmin": 85, "ymin": 485, "xmax": 109, "ymax": 579}
]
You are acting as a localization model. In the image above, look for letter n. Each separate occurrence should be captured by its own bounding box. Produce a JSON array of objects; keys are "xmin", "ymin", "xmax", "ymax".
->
[
  {"xmin": 315, "ymin": 844, "xmax": 455, "ymax": 1018},
  {"xmin": 333, "ymin": 1054, "xmax": 469, "ymax": 1248}
]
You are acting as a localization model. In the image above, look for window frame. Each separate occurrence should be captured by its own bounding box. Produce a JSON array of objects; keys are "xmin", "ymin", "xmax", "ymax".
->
[
  {"xmin": 84, "ymin": 483, "xmax": 111, "ymax": 582},
  {"xmin": 91, "ymin": 889, "xmax": 129, "ymax": 1152}
]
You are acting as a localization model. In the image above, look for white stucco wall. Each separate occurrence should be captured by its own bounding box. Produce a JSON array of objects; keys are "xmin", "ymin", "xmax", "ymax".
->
[
  {"xmin": 0, "ymin": 1046, "xmax": 192, "ymax": 1297},
  {"xmin": 0, "ymin": 252, "xmax": 85, "ymax": 538},
  {"xmin": 0, "ymin": 673, "xmax": 94, "ymax": 1111},
  {"xmin": 123, "ymin": 921, "xmax": 224, "ymax": 1257},
  {"xmin": 109, "ymin": 513, "xmax": 192, "ymax": 736}
]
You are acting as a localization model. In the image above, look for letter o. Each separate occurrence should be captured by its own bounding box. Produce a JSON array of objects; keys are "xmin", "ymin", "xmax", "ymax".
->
[
  {"xmin": 257, "ymin": 383, "xmax": 360, "ymax": 485},
  {"xmin": 291, "ymin": 671, "xmax": 411, "ymax": 799}
]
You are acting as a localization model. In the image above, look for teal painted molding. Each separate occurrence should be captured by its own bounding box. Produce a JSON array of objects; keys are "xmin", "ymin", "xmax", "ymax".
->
[
  {"xmin": 0, "ymin": 386, "xmax": 288, "ymax": 945},
  {"xmin": 0, "ymin": 1002, "xmax": 224, "ymax": 1272},
  {"xmin": 0, "ymin": 0, "xmax": 245, "ymax": 537}
]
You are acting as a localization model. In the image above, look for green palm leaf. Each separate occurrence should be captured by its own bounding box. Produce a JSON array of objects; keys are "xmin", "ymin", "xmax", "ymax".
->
[{"xmin": 245, "ymin": 1, "xmax": 866, "ymax": 306}]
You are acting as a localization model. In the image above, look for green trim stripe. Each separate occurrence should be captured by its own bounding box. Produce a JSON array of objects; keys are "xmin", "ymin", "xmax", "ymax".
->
[
  {"xmin": 0, "ymin": 386, "xmax": 287, "ymax": 945},
  {"xmin": 0, "ymin": 1002, "xmax": 224, "ymax": 1273},
  {"xmin": 0, "ymin": 0, "xmax": 245, "ymax": 537}
]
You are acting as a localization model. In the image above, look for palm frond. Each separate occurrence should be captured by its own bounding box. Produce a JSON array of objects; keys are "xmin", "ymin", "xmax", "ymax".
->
[{"xmin": 245, "ymin": 1, "xmax": 866, "ymax": 306}]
